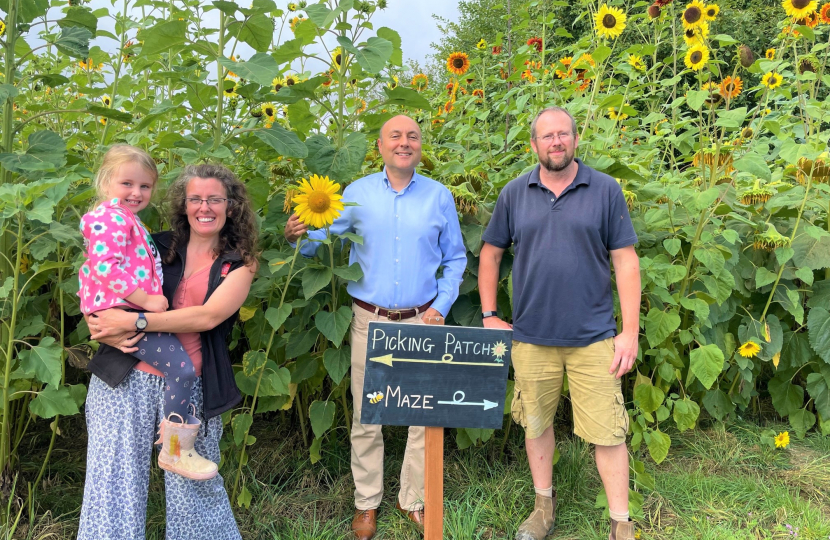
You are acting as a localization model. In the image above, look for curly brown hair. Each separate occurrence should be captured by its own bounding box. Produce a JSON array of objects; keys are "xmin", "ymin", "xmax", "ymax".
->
[{"xmin": 164, "ymin": 163, "xmax": 259, "ymax": 267}]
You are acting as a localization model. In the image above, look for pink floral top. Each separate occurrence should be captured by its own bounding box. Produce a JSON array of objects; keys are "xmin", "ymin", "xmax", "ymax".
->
[{"xmin": 78, "ymin": 198, "xmax": 163, "ymax": 315}]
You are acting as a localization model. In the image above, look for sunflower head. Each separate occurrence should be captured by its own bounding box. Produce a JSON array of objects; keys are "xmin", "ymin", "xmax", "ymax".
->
[
  {"xmin": 737, "ymin": 340, "xmax": 761, "ymax": 358},
  {"xmin": 476, "ymin": 38, "xmax": 487, "ymax": 50},
  {"xmin": 683, "ymin": 21, "xmax": 709, "ymax": 46},
  {"xmin": 387, "ymin": 75, "xmax": 399, "ymax": 89},
  {"xmin": 683, "ymin": 0, "xmax": 707, "ymax": 28},
  {"xmin": 627, "ymin": 54, "xmax": 646, "ymax": 71},
  {"xmin": 355, "ymin": 99, "xmax": 367, "ymax": 114},
  {"xmin": 527, "ymin": 37, "xmax": 543, "ymax": 52},
  {"xmin": 289, "ymin": 15, "xmax": 305, "ymax": 32},
  {"xmin": 794, "ymin": 10, "xmax": 819, "ymax": 26},
  {"xmin": 261, "ymin": 103, "xmax": 276, "ymax": 120},
  {"xmin": 719, "ymin": 76, "xmax": 743, "ymax": 99},
  {"xmin": 492, "ymin": 45, "xmax": 502, "ymax": 54},
  {"xmin": 595, "ymin": 4, "xmax": 627, "ymax": 39},
  {"xmin": 291, "ymin": 175, "xmax": 344, "ymax": 229},
  {"xmin": 741, "ymin": 127, "xmax": 754, "ymax": 138},
  {"xmin": 473, "ymin": 88, "xmax": 484, "ymax": 98},
  {"xmin": 102, "ymin": 95, "xmax": 112, "ymax": 107},
  {"xmin": 647, "ymin": 4, "xmax": 661, "ymax": 18},
  {"xmin": 272, "ymin": 76, "xmax": 286, "ymax": 93},
  {"xmin": 331, "ymin": 47, "xmax": 344, "ymax": 70},
  {"xmin": 288, "ymin": 2, "xmax": 298, "ymax": 11},
  {"xmin": 738, "ymin": 45, "xmax": 755, "ymax": 67},
  {"xmin": 685, "ymin": 44, "xmax": 710, "ymax": 71},
  {"xmin": 444, "ymin": 100, "xmax": 454, "ymax": 113},
  {"xmin": 774, "ymin": 431, "xmax": 790, "ymax": 449},
  {"xmin": 703, "ymin": 3, "xmax": 719, "ymax": 20},
  {"xmin": 285, "ymin": 74, "xmax": 298, "ymax": 86},
  {"xmin": 0, "ymin": 19, "xmax": 6, "ymax": 38},
  {"xmin": 447, "ymin": 52, "xmax": 471, "ymax": 76},
  {"xmin": 761, "ymin": 71, "xmax": 782, "ymax": 89},
  {"xmin": 820, "ymin": 3, "xmax": 830, "ymax": 23},
  {"xmin": 411, "ymin": 73, "xmax": 429, "ymax": 90},
  {"xmin": 782, "ymin": 0, "xmax": 817, "ymax": 19}
]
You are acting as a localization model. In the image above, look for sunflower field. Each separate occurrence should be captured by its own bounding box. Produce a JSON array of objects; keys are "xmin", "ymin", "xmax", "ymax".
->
[{"xmin": 1, "ymin": 0, "xmax": 830, "ymax": 521}]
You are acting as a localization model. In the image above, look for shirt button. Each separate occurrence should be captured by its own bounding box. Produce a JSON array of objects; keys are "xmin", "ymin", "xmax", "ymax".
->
[
  {"xmin": 551, "ymin": 198, "xmax": 555, "ymax": 202},
  {"xmin": 396, "ymin": 237, "xmax": 399, "ymax": 240},
  {"xmin": 396, "ymin": 259, "xmax": 399, "ymax": 263},
  {"xmin": 395, "ymin": 282, "xmax": 399, "ymax": 285},
  {"xmin": 394, "ymin": 304, "xmax": 398, "ymax": 307}
]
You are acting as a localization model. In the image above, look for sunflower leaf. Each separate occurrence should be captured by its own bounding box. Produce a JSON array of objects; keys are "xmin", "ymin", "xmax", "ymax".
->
[{"xmin": 336, "ymin": 36, "xmax": 392, "ymax": 75}]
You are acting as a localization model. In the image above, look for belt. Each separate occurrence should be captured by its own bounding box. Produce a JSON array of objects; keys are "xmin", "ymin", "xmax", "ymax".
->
[{"xmin": 353, "ymin": 298, "xmax": 434, "ymax": 321}]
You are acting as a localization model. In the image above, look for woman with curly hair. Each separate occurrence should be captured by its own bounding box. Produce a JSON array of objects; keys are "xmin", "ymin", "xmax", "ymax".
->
[{"xmin": 79, "ymin": 163, "xmax": 259, "ymax": 540}]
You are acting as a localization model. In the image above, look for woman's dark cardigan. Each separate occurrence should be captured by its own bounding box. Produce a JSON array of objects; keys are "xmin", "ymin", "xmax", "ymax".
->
[{"xmin": 87, "ymin": 231, "xmax": 243, "ymax": 419}]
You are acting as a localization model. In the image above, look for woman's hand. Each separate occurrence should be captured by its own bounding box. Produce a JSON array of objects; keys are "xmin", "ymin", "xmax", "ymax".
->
[{"xmin": 86, "ymin": 312, "xmax": 145, "ymax": 353}]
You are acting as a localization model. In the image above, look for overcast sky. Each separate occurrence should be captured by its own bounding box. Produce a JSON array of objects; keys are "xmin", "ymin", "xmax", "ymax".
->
[{"xmin": 44, "ymin": 0, "xmax": 458, "ymax": 68}]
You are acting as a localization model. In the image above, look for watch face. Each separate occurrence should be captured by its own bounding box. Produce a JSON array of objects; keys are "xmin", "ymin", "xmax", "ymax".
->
[{"xmin": 136, "ymin": 315, "xmax": 148, "ymax": 330}]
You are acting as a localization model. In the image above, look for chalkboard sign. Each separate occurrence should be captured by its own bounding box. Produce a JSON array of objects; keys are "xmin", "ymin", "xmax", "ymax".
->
[{"xmin": 360, "ymin": 322, "xmax": 512, "ymax": 429}]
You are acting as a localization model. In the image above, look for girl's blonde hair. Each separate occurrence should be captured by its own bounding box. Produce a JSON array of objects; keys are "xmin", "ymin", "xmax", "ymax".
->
[{"xmin": 93, "ymin": 144, "xmax": 159, "ymax": 203}]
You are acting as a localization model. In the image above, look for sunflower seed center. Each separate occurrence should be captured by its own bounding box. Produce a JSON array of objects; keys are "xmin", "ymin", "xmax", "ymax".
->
[
  {"xmin": 308, "ymin": 192, "xmax": 331, "ymax": 213},
  {"xmin": 792, "ymin": 0, "xmax": 809, "ymax": 8},
  {"xmin": 691, "ymin": 51, "xmax": 703, "ymax": 63},
  {"xmin": 602, "ymin": 14, "xmax": 617, "ymax": 27},
  {"xmin": 452, "ymin": 58, "xmax": 465, "ymax": 68},
  {"xmin": 684, "ymin": 7, "xmax": 701, "ymax": 23}
]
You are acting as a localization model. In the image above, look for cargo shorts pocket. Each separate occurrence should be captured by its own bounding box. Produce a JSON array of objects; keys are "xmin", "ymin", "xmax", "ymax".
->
[
  {"xmin": 613, "ymin": 391, "xmax": 629, "ymax": 438},
  {"xmin": 511, "ymin": 388, "xmax": 525, "ymax": 427}
]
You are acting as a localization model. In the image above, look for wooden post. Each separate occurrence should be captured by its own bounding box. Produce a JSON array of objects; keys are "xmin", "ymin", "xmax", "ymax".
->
[{"xmin": 424, "ymin": 426, "xmax": 444, "ymax": 540}]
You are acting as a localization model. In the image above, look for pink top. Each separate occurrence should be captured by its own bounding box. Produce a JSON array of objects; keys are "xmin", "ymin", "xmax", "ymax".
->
[
  {"xmin": 78, "ymin": 198, "xmax": 162, "ymax": 315},
  {"xmin": 134, "ymin": 264, "xmax": 210, "ymax": 377}
]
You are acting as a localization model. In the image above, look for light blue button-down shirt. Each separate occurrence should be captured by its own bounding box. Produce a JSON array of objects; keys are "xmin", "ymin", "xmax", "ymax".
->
[{"xmin": 297, "ymin": 169, "xmax": 467, "ymax": 316}]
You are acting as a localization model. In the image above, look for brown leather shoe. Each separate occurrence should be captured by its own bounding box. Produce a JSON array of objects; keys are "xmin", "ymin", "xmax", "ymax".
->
[
  {"xmin": 352, "ymin": 508, "xmax": 377, "ymax": 540},
  {"xmin": 395, "ymin": 501, "xmax": 425, "ymax": 533}
]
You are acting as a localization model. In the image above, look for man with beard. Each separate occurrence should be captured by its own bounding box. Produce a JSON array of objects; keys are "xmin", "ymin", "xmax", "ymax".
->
[{"xmin": 478, "ymin": 107, "xmax": 641, "ymax": 540}]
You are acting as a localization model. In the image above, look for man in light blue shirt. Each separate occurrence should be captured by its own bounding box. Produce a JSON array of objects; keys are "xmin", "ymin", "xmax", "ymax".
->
[{"xmin": 284, "ymin": 115, "xmax": 466, "ymax": 540}]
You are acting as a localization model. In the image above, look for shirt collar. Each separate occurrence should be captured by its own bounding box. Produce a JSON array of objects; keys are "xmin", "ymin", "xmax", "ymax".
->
[
  {"xmin": 382, "ymin": 167, "xmax": 419, "ymax": 193},
  {"xmin": 526, "ymin": 158, "xmax": 590, "ymax": 189}
]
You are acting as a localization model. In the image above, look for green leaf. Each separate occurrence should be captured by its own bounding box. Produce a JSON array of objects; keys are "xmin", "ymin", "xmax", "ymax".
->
[
  {"xmin": 592, "ymin": 45, "xmax": 612, "ymax": 62},
  {"xmin": 219, "ymin": 53, "xmax": 280, "ymax": 87},
  {"xmin": 285, "ymin": 330, "xmax": 319, "ymax": 359},
  {"xmin": 212, "ymin": 1, "xmax": 239, "ymax": 15},
  {"xmin": 138, "ymin": 20, "xmax": 188, "ymax": 56},
  {"xmin": 232, "ymin": 413, "xmax": 253, "ymax": 445},
  {"xmin": 377, "ymin": 27, "xmax": 402, "ymax": 66},
  {"xmin": 634, "ymin": 382, "xmax": 665, "ymax": 414},
  {"xmin": 29, "ymin": 386, "xmax": 80, "ymax": 418},
  {"xmin": 86, "ymin": 105, "xmax": 133, "ymax": 123},
  {"xmin": 336, "ymin": 35, "xmax": 393, "ymax": 75},
  {"xmin": 264, "ymin": 304, "xmax": 292, "ymax": 332},
  {"xmin": 644, "ymin": 308, "xmax": 680, "ymax": 348},
  {"xmin": 272, "ymin": 38, "xmax": 306, "ymax": 63},
  {"xmin": 309, "ymin": 437, "xmax": 322, "ymax": 464},
  {"xmin": 689, "ymin": 344, "xmax": 724, "ymax": 390},
  {"xmin": 769, "ymin": 376, "xmax": 804, "ymax": 416},
  {"xmin": 733, "ymin": 151, "xmax": 771, "ymax": 181},
  {"xmin": 302, "ymin": 266, "xmax": 332, "ymax": 299},
  {"xmin": 808, "ymin": 308, "xmax": 830, "ymax": 363},
  {"xmin": 672, "ymin": 398, "xmax": 700, "ymax": 432},
  {"xmin": 663, "ymin": 238, "xmax": 681, "ymax": 257},
  {"xmin": 304, "ymin": 132, "xmax": 367, "ymax": 182},
  {"xmin": 701, "ymin": 389, "xmax": 734, "ymax": 420},
  {"xmin": 305, "ymin": 2, "xmax": 336, "ymax": 27},
  {"xmin": 242, "ymin": 350, "xmax": 267, "ymax": 376},
  {"xmin": 790, "ymin": 408, "xmax": 816, "ymax": 438},
  {"xmin": 333, "ymin": 263, "xmax": 364, "ymax": 282},
  {"xmin": 792, "ymin": 234, "xmax": 830, "ymax": 270},
  {"xmin": 254, "ymin": 124, "xmax": 309, "ymax": 158},
  {"xmin": 806, "ymin": 366, "xmax": 830, "ymax": 420},
  {"xmin": 795, "ymin": 267, "xmax": 814, "ymax": 286},
  {"xmin": 646, "ymin": 430, "xmax": 671, "ymax": 464},
  {"xmin": 383, "ymin": 86, "xmax": 431, "ymax": 110},
  {"xmin": 287, "ymin": 100, "xmax": 315, "ymax": 137},
  {"xmin": 315, "ymin": 306, "xmax": 352, "ymax": 347},
  {"xmin": 775, "ymin": 247, "xmax": 794, "ymax": 266},
  {"xmin": 323, "ymin": 346, "xmax": 351, "ymax": 385},
  {"xmin": 237, "ymin": 485, "xmax": 252, "ymax": 508},
  {"xmin": 714, "ymin": 107, "xmax": 747, "ymax": 129},
  {"xmin": 229, "ymin": 13, "xmax": 274, "ymax": 52},
  {"xmin": 686, "ymin": 90, "xmax": 708, "ymax": 111},
  {"xmin": 54, "ymin": 26, "xmax": 92, "ymax": 59},
  {"xmin": 309, "ymin": 400, "xmax": 336, "ymax": 438},
  {"xmin": 57, "ymin": 6, "xmax": 98, "ymax": 33},
  {"xmin": 0, "ymin": 84, "xmax": 19, "ymax": 102},
  {"xmin": 755, "ymin": 267, "xmax": 778, "ymax": 287},
  {"xmin": 18, "ymin": 337, "xmax": 62, "ymax": 387},
  {"xmin": 7, "ymin": 0, "xmax": 48, "ymax": 23}
]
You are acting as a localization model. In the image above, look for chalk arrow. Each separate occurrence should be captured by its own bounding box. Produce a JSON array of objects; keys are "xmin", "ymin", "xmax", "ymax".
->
[
  {"xmin": 369, "ymin": 354, "xmax": 502, "ymax": 367},
  {"xmin": 436, "ymin": 398, "xmax": 498, "ymax": 410}
]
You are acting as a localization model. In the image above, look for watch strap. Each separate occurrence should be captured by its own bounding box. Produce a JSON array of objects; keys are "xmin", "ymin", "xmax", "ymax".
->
[{"xmin": 482, "ymin": 310, "xmax": 498, "ymax": 319}]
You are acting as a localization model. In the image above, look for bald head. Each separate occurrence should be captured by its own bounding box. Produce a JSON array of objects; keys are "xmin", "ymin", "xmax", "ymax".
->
[
  {"xmin": 379, "ymin": 115, "xmax": 421, "ymax": 140},
  {"xmin": 377, "ymin": 115, "xmax": 422, "ymax": 178}
]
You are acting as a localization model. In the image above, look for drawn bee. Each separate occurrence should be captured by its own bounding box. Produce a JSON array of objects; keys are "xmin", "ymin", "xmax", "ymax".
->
[{"xmin": 367, "ymin": 391, "xmax": 384, "ymax": 404}]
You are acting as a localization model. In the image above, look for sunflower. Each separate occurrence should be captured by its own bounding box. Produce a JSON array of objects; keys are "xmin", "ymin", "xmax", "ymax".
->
[
  {"xmin": 102, "ymin": 95, "xmax": 112, "ymax": 107},
  {"xmin": 527, "ymin": 37, "xmax": 543, "ymax": 52},
  {"xmin": 285, "ymin": 73, "xmax": 298, "ymax": 86},
  {"xmin": 683, "ymin": 21, "xmax": 709, "ymax": 45},
  {"xmin": 737, "ymin": 341, "xmax": 761, "ymax": 357},
  {"xmin": 444, "ymin": 100, "xmax": 454, "ymax": 113},
  {"xmin": 782, "ymin": 0, "xmax": 817, "ymax": 18},
  {"xmin": 99, "ymin": 117, "xmax": 107, "ymax": 126},
  {"xmin": 648, "ymin": 4, "xmax": 661, "ymax": 18},
  {"xmin": 766, "ymin": 48, "xmax": 775, "ymax": 60},
  {"xmin": 703, "ymin": 3, "xmax": 720, "ymax": 19},
  {"xmin": 476, "ymin": 38, "xmax": 487, "ymax": 50},
  {"xmin": 595, "ymin": 4, "xmax": 627, "ymax": 39},
  {"xmin": 628, "ymin": 54, "xmax": 646, "ymax": 71},
  {"xmin": 261, "ymin": 103, "xmax": 276, "ymax": 122},
  {"xmin": 331, "ymin": 47, "xmax": 344, "ymax": 70},
  {"xmin": 719, "ymin": 76, "xmax": 743, "ymax": 99},
  {"xmin": 492, "ymin": 45, "xmax": 502, "ymax": 54},
  {"xmin": 292, "ymin": 175, "xmax": 344, "ymax": 228},
  {"xmin": 521, "ymin": 69, "xmax": 537, "ymax": 82},
  {"xmin": 774, "ymin": 431, "xmax": 790, "ymax": 449},
  {"xmin": 799, "ymin": 57, "xmax": 817, "ymax": 73},
  {"xmin": 387, "ymin": 75, "xmax": 399, "ymax": 89},
  {"xmin": 555, "ymin": 56, "xmax": 573, "ymax": 78},
  {"xmin": 821, "ymin": 3, "xmax": 830, "ymax": 22},
  {"xmin": 447, "ymin": 52, "xmax": 471, "ymax": 76},
  {"xmin": 288, "ymin": 2, "xmax": 297, "ymax": 10},
  {"xmin": 223, "ymin": 78, "xmax": 238, "ymax": 98},
  {"xmin": 0, "ymin": 19, "xmax": 5, "ymax": 38},
  {"xmin": 761, "ymin": 71, "xmax": 782, "ymax": 89},
  {"xmin": 794, "ymin": 10, "xmax": 819, "ymax": 25},
  {"xmin": 472, "ymin": 88, "xmax": 485, "ymax": 99},
  {"xmin": 685, "ymin": 44, "xmax": 709, "ymax": 71},
  {"xmin": 355, "ymin": 99, "xmax": 367, "ymax": 114},
  {"xmin": 271, "ymin": 76, "xmax": 286, "ymax": 93},
  {"xmin": 577, "ymin": 78, "xmax": 592, "ymax": 92},
  {"xmin": 702, "ymin": 81, "xmax": 723, "ymax": 106},
  {"xmin": 411, "ymin": 73, "xmax": 429, "ymax": 90},
  {"xmin": 608, "ymin": 107, "xmax": 628, "ymax": 120},
  {"xmin": 446, "ymin": 81, "xmax": 455, "ymax": 94},
  {"xmin": 682, "ymin": 0, "xmax": 707, "ymax": 28},
  {"xmin": 289, "ymin": 15, "xmax": 305, "ymax": 32}
]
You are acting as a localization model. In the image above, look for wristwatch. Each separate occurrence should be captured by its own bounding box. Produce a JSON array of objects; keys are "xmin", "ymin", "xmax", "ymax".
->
[
  {"xmin": 482, "ymin": 311, "xmax": 498, "ymax": 319},
  {"xmin": 135, "ymin": 312, "xmax": 148, "ymax": 331}
]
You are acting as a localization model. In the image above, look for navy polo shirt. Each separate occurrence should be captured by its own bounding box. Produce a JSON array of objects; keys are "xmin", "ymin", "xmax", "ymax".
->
[{"xmin": 482, "ymin": 158, "xmax": 638, "ymax": 347}]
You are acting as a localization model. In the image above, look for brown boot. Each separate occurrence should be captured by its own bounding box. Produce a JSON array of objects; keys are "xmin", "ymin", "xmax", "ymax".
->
[
  {"xmin": 395, "ymin": 501, "xmax": 424, "ymax": 534},
  {"xmin": 351, "ymin": 508, "xmax": 377, "ymax": 540},
  {"xmin": 515, "ymin": 493, "xmax": 557, "ymax": 540},
  {"xmin": 609, "ymin": 518, "xmax": 636, "ymax": 540}
]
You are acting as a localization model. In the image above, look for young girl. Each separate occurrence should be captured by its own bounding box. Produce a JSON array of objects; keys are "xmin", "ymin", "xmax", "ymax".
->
[{"xmin": 78, "ymin": 144, "xmax": 217, "ymax": 481}]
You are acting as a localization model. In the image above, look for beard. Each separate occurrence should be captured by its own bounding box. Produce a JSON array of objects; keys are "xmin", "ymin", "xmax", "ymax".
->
[{"xmin": 539, "ymin": 146, "xmax": 574, "ymax": 172}]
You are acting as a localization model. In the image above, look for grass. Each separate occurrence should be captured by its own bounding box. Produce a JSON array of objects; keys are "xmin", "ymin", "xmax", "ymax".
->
[{"xmin": 17, "ymin": 412, "xmax": 830, "ymax": 540}]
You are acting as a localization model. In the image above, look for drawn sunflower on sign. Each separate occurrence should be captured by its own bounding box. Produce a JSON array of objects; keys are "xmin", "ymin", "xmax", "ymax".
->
[
  {"xmin": 447, "ymin": 52, "xmax": 471, "ymax": 76},
  {"xmin": 292, "ymin": 175, "xmax": 345, "ymax": 229},
  {"xmin": 492, "ymin": 341, "xmax": 508, "ymax": 362},
  {"xmin": 595, "ymin": 4, "xmax": 627, "ymax": 39}
]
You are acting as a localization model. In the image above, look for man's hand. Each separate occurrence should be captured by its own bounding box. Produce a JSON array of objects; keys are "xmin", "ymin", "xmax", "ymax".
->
[
  {"xmin": 482, "ymin": 316, "xmax": 512, "ymax": 330},
  {"xmin": 609, "ymin": 331, "xmax": 638, "ymax": 379},
  {"xmin": 422, "ymin": 307, "xmax": 445, "ymax": 325},
  {"xmin": 284, "ymin": 214, "xmax": 308, "ymax": 243},
  {"xmin": 85, "ymin": 312, "xmax": 144, "ymax": 353}
]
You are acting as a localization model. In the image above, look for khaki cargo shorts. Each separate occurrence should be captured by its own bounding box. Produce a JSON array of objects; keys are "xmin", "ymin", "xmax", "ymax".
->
[{"xmin": 510, "ymin": 338, "xmax": 629, "ymax": 446}]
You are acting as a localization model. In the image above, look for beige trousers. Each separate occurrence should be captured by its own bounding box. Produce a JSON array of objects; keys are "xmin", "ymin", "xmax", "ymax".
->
[{"xmin": 350, "ymin": 304, "xmax": 426, "ymax": 511}]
